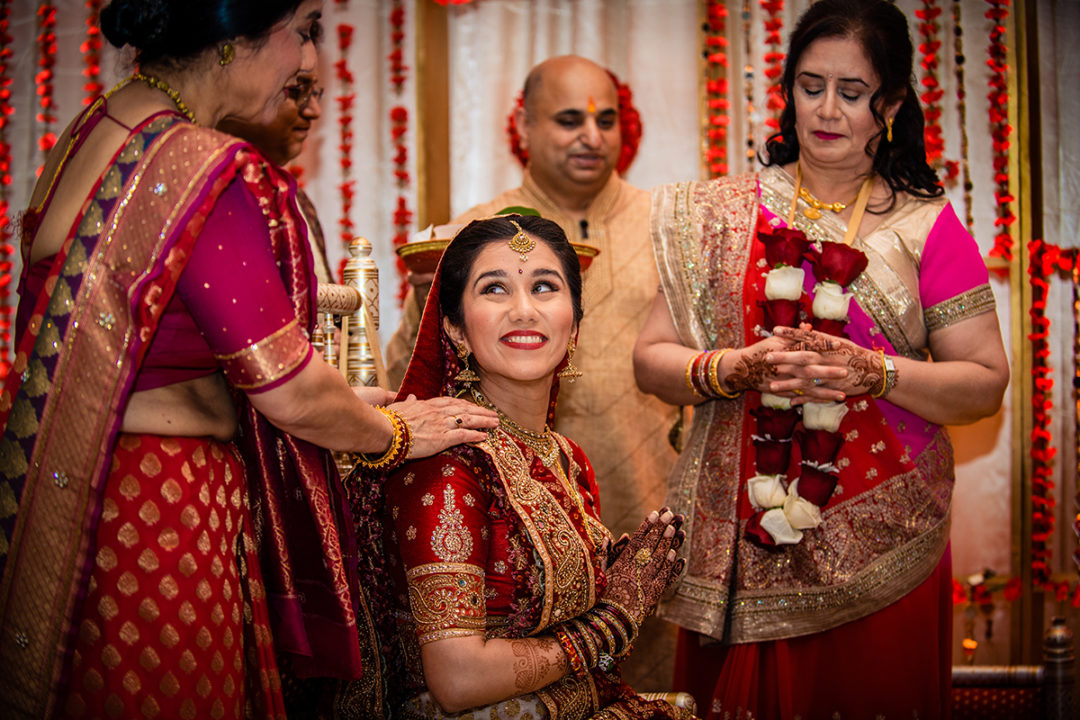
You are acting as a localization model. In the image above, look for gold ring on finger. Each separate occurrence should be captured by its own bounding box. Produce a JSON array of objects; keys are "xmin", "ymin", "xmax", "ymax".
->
[
  {"xmin": 634, "ymin": 548, "xmax": 652, "ymax": 566},
  {"xmin": 454, "ymin": 416, "xmax": 463, "ymax": 426},
  {"xmin": 793, "ymin": 389, "xmax": 804, "ymax": 396}
]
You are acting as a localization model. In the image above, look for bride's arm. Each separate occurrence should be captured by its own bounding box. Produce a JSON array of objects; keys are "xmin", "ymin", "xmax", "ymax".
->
[{"xmin": 421, "ymin": 635, "xmax": 568, "ymax": 713}]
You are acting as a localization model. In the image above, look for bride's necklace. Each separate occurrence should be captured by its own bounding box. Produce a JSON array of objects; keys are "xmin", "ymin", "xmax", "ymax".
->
[{"xmin": 790, "ymin": 161, "xmax": 875, "ymax": 246}]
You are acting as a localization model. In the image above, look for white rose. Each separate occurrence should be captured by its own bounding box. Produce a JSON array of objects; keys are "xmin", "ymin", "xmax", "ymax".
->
[
  {"xmin": 784, "ymin": 480, "xmax": 823, "ymax": 530},
  {"xmin": 764, "ymin": 266, "xmax": 805, "ymax": 301},
  {"xmin": 812, "ymin": 281, "xmax": 852, "ymax": 320},
  {"xmin": 747, "ymin": 474, "xmax": 788, "ymax": 511},
  {"xmin": 760, "ymin": 392, "xmax": 794, "ymax": 410},
  {"xmin": 760, "ymin": 507, "xmax": 804, "ymax": 544},
  {"xmin": 802, "ymin": 401, "xmax": 849, "ymax": 432}
]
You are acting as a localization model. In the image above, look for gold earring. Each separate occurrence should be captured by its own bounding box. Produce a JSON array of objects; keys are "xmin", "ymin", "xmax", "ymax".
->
[
  {"xmin": 557, "ymin": 338, "xmax": 583, "ymax": 382},
  {"xmin": 454, "ymin": 343, "xmax": 480, "ymax": 386},
  {"xmin": 219, "ymin": 43, "xmax": 235, "ymax": 66},
  {"xmin": 886, "ymin": 117, "xmax": 894, "ymax": 143}
]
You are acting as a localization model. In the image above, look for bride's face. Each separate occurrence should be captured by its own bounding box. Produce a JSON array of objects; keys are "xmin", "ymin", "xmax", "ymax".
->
[{"xmin": 446, "ymin": 239, "xmax": 576, "ymax": 388}]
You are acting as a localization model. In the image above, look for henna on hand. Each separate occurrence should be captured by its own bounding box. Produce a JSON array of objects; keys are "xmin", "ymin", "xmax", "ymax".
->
[
  {"xmin": 725, "ymin": 348, "xmax": 776, "ymax": 393},
  {"xmin": 823, "ymin": 344, "xmax": 882, "ymax": 393},
  {"xmin": 511, "ymin": 637, "xmax": 563, "ymax": 692}
]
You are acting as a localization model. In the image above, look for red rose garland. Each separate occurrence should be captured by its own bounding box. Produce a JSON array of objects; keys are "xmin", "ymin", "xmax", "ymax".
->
[
  {"xmin": 36, "ymin": 3, "xmax": 58, "ymax": 167},
  {"xmin": 389, "ymin": 0, "xmax": 412, "ymax": 301},
  {"xmin": 916, "ymin": 0, "xmax": 945, "ymax": 168},
  {"xmin": 1072, "ymin": 261, "xmax": 1080, "ymax": 575},
  {"xmin": 744, "ymin": 228, "xmax": 868, "ymax": 547},
  {"xmin": 334, "ymin": 13, "xmax": 356, "ymax": 283},
  {"xmin": 506, "ymin": 69, "xmax": 642, "ymax": 176},
  {"xmin": 985, "ymin": 0, "xmax": 1014, "ymax": 261},
  {"xmin": 0, "ymin": 0, "xmax": 12, "ymax": 379},
  {"xmin": 702, "ymin": 0, "xmax": 730, "ymax": 178},
  {"xmin": 760, "ymin": 0, "xmax": 785, "ymax": 134},
  {"xmin": 81, "ymin": 0, "xmax": 104, "ymax": 105}
]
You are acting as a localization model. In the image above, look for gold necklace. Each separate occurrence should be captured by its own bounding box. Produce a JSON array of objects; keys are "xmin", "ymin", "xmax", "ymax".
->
[
  {"xmin": 132, "ymin": 72, "xmax": 196, "ymax": 123},
  {"xmin": 470, "ymin": 387, "xmax": 599, "ymax": 548},
  {"xmin": 795, "ymin": 162, "xmax": 856, "ymax": 219}
]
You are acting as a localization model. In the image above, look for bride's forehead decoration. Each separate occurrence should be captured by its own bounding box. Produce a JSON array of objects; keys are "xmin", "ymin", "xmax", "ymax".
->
[{"xmin": 508, "ymin": 220, "xmax": 536, "ymax": 263}]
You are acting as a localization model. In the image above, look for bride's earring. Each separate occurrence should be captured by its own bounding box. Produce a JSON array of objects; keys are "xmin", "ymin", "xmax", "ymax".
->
[
  {"xmin": 557, "ymin": 338, "xmax": 583, "ymax": 382},
  {"xmin": 454, "ymin": 343, "xmax": 480, "ymax": 385}
]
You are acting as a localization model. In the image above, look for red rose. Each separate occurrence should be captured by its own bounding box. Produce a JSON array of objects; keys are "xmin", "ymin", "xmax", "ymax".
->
[
  {"xmin": 811, "ymin": 316, "xmax": 848, "ymax": 337},
  {"xmin": 760, "ymin": 227, "xmax": 811, "ymax": 267},
  {"xmin": 797, "ymin": 464, "xmax": 838, "ymax": 506},
  {"xmin": 797, "ymin": 429, "xmax": 845, "ymax": 466},
  {"xmin": 753, "ymin": 438, "xmax": 793, "ymax": 475},
  {"xmin": 751, "ymin": 406, "xmax": 801, "ymax": 439},
  {"xmin": 761, "ymin": 298, "xmax": 801, "ymax": 331},
  {"xmin": 808, "ymin": 242, "xmax": 869, "ymax": 287},
  {"xmin": 744, "ymin": 511, "xmax": 777, "ymax": 547}
]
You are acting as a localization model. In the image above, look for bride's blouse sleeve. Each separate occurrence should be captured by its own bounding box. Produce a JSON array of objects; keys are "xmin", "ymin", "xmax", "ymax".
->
[{"xmin": 385, "ymin": 453, "xmax": 492, "ymax": 645}]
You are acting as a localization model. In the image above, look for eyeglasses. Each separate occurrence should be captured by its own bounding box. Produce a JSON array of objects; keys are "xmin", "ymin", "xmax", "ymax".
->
[{"xmin": 285, "ymin": 80, "xmax": 325, "ymax": 107}]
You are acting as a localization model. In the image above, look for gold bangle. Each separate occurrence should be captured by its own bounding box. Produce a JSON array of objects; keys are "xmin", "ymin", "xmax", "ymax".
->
[
  {"xmin": 708, "ymin": 348, "xmax": 740, "ymax": 399},
  {"xmin": 354, "ymin": 406, "xmax": 412, "ymax": 471},
  {"xmin": 685, "ymin": 353, "xmax": 704, "ymax": 397},
  {"xmin": 871, "ymin": 349, "xmax": 888, "ymax": 399}
]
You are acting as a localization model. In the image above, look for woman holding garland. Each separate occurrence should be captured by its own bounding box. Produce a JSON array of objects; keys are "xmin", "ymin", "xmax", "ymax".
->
[
  {"xmin": 382, "ymin": 214, "xmax": 693, "ymax": 719},
  {"xmin": 633, "ymin": 0, "xmax": 1008, "ymax": 717},
  {"xmin": 0, "ymin": 1, "xmax": 494, "ymax": 717}
]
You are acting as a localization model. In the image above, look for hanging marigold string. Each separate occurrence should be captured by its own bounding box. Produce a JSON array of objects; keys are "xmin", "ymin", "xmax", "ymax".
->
[
  {"xmin": 985, "ymin": 0, "xmax": 1014, "ymax": 261},
  {"xmin": 916, "ymin": 0, "xmax": 945, "ymax": 168},
  {"xmin": 36, "ymin": 3, "xmax": 58, "ymax": 171},
  {"xmin": 334, "ymin": 9, "xmax": 356, "ymax": 283},
  {"xmin": 0, "ymin": 0, "xmax": 13, "ymax": 380},
  {"xmin": 389, "ymin": 0, "xmax": 411, "ymax": 302},
  {"xmin": 81, "ymin": 0, "xmax": 104, "ymax": 105},
  {"xmin": 950, "ymin": 0, "xmax": 974, "ymax": 231},
  {"xmin": 701, "ymin": 0, "xmax": 730, "ymax": 179},
  {"xmin": 759, "ymin": 0, "xmax": 785, "ymax": 135}
]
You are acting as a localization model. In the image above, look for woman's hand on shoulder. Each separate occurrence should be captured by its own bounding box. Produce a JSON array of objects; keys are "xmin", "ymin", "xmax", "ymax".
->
[
  {"xmin": 599, "ymin": 508, "xmax": 685, "ymax": 624},
  {"xmin": 391, "ymin": 394, "xmax": 498, "ymax": 460}
]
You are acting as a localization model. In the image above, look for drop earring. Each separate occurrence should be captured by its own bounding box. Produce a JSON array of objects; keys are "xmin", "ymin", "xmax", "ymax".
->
[
  {"xmin": 454, "ymin": 343, "xmax": 480, "ymax": 386},
  {"xmin": 557, "ymin": 338, "xmax": 583, "ymax": 382}
]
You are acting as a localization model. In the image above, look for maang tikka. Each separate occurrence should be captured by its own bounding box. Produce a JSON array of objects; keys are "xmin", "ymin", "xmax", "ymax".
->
[
  {"xmin": 557, "ymin": 338, "xmax": 583, "ymax": 382},
  {"xmin": 508, "ymin": 220, "xmax": 535, "ymax": 262}
]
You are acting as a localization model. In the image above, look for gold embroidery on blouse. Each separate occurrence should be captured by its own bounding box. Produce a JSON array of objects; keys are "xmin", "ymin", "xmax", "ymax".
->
[
  {"xmin": 406, "ymin": 562, "xmax": 486, "ymax": 645},
  {"xmin": 431, "ymin": 484, "xmax": 473, "ymax": 563},
  {"xmin": 214, "ymin": 318, "xmax": 310, "ymax": 390},
  {"xmin": 924, "ymin": 285, "xmax": 995, "ymax": 333}
]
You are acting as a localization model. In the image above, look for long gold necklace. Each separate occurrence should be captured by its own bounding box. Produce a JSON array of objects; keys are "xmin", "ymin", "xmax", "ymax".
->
[{"xmin": 132, "ymin": 72, "xmax": 196, "ymax": 123}]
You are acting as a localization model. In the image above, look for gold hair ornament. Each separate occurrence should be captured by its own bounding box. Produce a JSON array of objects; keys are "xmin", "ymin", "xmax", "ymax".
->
[{"xmin": 508, "ymin": 220, "xmax": 536, "ymax": 262}]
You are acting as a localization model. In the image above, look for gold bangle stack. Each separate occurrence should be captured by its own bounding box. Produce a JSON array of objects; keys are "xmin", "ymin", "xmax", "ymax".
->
[
  {"xmin": 354, "ymin": 406, "xmax": 413, "ymax": 471},
  {"xmin": 686, "ymin": 349, "xmax": 743, "ymax": 399},
  {"xmin": 708, "ymin": 348, "xmax": 740, "ymax": 399}
]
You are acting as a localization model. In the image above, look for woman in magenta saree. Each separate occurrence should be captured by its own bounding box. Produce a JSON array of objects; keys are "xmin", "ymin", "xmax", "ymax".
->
[
  {"xmin": 0, "ymin": 2, "xmax": 493, "ymax": 718},
  {"xmin": 634, "ymin": 1, "xmax": 1009, "ymax": 718}
]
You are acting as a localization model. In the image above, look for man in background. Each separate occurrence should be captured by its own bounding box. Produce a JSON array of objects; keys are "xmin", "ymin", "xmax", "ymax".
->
[
  {"xmin": 386, "ymin": 55, "xmax": 681, "ymax": 690},
  {"xmin": 219, "ymin": 74, "xmax": 334, "ymax": 284}
]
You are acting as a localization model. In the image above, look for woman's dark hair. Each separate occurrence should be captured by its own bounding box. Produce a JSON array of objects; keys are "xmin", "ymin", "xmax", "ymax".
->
[
  {"xmin": 439, "ymin": 214, "xmax": 584, "ymax": 331},
  {"xmin": 101, "ymin": 0, "xmax": 305, "ymax": 66},
  {"xmin": 762, "ymin": 0, "xmax": 943, "ymax": 201}
]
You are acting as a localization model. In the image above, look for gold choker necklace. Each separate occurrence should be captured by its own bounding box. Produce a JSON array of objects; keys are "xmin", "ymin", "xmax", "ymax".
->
[{"xmin": 132, "ymin": 73, "xmax": 196, "ymax": 123}]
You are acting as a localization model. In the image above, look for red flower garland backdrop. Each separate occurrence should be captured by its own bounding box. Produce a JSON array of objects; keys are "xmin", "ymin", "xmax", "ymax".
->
[
  {"xmin": 702, "ymin": 0, "xmax": 730, "ymax": 179},
  {"xmin": 334, "ymin": 4, "xmax": 356, "ymax": 283},
  {"xmin": 389, "ymin": 0, "xmax": 412, "ymax": 302},
  {"xmin": 985, "ymin": 0, "xmax": 1014, "ymax": 261},
  {"xmin": 81, "ymin": 0, "xmax": 103, "ymax": 105},
  {"xmin": 36, "ymin": 3, "xmax": 58, "ymax": 169},
  {"xmin": 759, "ymin": 0, "xmax": 784, "ymax": 134},
  {"xmin": 916, "ymin": 0, "xmax": 945, "ymax": 168},
  {"xmin": 0, "ymin": 0, "xmax": 12, "ymax": 380},
  {"xmin": 505, "ymin": 70, "xmax": 642, "ymax": 177}
]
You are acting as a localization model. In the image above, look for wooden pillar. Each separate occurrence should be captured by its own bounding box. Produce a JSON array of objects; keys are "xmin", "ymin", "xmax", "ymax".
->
[{"xmin": 415, "ymin": 0, "xmax": 450, "ymax": 228}]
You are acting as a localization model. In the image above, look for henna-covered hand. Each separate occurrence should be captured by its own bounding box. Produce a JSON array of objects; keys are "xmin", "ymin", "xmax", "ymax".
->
[
  {"xmin": 598, "ymin": 509, "xmax": 684, "ymax": 624},
  {"xmin": 772, "ymin": 326, "xmax": 882, "ymax": 397},
  {"xmin": 511, "ymin": 637, "xmax": 564, "ymax": 692}
]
